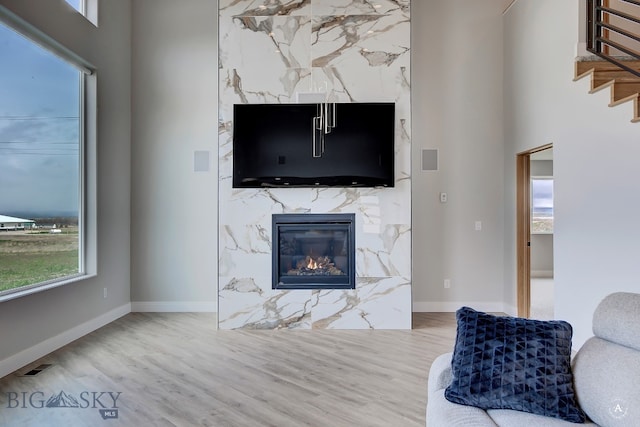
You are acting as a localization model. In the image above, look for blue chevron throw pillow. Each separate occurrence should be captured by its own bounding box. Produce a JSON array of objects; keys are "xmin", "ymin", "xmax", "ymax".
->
[{"xmin": 444, "ymin": 307, "xmax": 585, "ymax": 423}]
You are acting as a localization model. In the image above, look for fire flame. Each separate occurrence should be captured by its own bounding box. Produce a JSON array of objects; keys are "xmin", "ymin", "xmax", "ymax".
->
[
  {"xmin": 288, "ymin": 255, "xmax": 342, "ymax": 276},
  {"xmin": 306, "ymin": 257, "xmax": 318, "ymax": 270}
]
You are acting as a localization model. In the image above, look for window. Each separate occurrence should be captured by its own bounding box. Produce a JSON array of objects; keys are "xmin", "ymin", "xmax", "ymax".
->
[
  {"xmin": 531, "ymin": 178, "xmax": 553, "ymax": 234},
  {"xmin": 65, "ymin": 0, "xmax": 84, "ymax": 13},
  {"xmin": 0, "ymin": 21, "xmax": 88, "ymax": 298},
  {"xmin": 64, "ymin": 0, "xmax": 98, "ymax": 27}
]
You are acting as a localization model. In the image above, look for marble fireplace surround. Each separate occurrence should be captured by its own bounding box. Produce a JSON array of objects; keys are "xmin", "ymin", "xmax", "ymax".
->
[{"xmin": 218, "ymin": 0, "xmax": 412, "ymax": 329}]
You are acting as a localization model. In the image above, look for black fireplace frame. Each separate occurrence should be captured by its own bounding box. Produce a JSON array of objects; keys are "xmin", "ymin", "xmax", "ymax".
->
[{"xmin": 272, "ymin": 213, "xmax": 356, "ymax": 290}]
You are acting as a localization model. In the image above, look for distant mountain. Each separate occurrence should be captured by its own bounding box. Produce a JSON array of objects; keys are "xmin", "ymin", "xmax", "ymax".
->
[
  {"xmin": 3, "ymin": 210, "xmax": 78, "ymax": 219},
  {"xmin": 46, "ymin": 391, "xmax": 80, "ymax": 408}
]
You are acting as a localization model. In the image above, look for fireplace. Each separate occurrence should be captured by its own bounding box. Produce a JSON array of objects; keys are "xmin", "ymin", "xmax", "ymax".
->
[{"xmin": 272, "ymin": 213, "xmax": 355, "ymax": 290}]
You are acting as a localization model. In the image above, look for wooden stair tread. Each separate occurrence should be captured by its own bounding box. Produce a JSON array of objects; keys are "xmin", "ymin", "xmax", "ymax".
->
[
  {"xmin": 575, "ymin": 60, "xmax": 640, "ymax": 80},
  {"xmin": 591, "ymin": 79, "xmax": 640, "ymax": 93},
  {"xmin": 593, "ymin": 70, "xmax": 640, "ymax": 82},
  {"xmin": 575, "ymin": 59, "xmax": 640, "ymax": 123},
  {"xmin": 610, "ymin": 83, "xmax": 640, "ymax": 104}
]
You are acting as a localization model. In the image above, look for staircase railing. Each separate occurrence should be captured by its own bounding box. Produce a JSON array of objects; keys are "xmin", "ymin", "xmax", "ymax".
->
[{"xmin": 587, "ymin": 0, "xmax": 640, "ymax": 77}]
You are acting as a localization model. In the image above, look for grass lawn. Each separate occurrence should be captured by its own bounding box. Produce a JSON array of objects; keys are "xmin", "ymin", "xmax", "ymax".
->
[
  {"xmin": 0, "ymin": 230, "xmax": 79, "ymax": 292},
  {"xmin": 0, "ymin": 251, "xmax": 79, "ymax": 292}
]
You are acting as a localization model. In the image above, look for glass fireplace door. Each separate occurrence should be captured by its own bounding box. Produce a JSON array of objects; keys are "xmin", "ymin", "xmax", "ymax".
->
[{"xmin": 272, "ymin": 214, "xmax": 355, "ymax": 290}]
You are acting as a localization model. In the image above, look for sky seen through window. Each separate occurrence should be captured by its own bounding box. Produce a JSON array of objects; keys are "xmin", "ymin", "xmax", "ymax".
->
[{"xmin": 0, "ymin": 23, "xmax": 80, "ymax": 218}]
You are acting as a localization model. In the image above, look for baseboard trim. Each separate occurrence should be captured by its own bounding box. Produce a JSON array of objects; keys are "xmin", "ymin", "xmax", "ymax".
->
[
  {"xmin": 413, "ymin": 301, "xmax": 506, "ymax": 313},
  {"xmin": 531, "ymin": 270, "xmax": 554, "ymax": 278},
  {"xmin": 502, "ymin": 303, "xmax": 518, "ymax": 317},
  {"xmin": 0, "ymin": 303, "xmax": 131, "ymax": 379},
  {"xmin": 131, "ymin": 301, "xmax": 217, "ymax": 312}
]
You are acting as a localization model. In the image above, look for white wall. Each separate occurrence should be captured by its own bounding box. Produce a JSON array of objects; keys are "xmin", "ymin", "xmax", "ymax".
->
[
  {"xmin": 504, "ymin": 0, "xmax": 640, "ymax": 347},
  {"xmin": 129, "ymin": 0, "xmax": 508, "ymax": 316},
  {"xmin": 131, "ymin": 0, "xmax": 508, "ymax": 318},
  {"xmin": 128, "ymin": 0, "xmax": 508, "ymax": 317},
  {"xmin": 129, "ymin": 0, "xmax": 509, "ymax": 317},
  {"xmin": 0, "ymin": 0, "xmax": 131, "ymax": 375},
  {"xmin": 531, "ymin": 159, "xmax": 553, "ymax": 176},
  {"xmin": 411, "ymin": 0, "xmax": 506, "ymax": 312},
  {"xmin": 130, "ymin": 0, "xmax": 218, "ymax": 311},
  {"xmin": 531, "ymin": 234, "xmax": 553, "ymax": 276}
]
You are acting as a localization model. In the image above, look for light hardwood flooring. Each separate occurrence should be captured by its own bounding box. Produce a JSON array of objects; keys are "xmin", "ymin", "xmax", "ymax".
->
[{"xmin": 0, "ymin": 313, "xmax": 458, "ymax": 427}]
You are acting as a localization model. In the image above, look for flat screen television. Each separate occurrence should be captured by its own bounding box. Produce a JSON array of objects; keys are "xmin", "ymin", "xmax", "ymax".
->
[{"xmin": 232, "ymin": 102, "xmax": 395, "ymax": 188}]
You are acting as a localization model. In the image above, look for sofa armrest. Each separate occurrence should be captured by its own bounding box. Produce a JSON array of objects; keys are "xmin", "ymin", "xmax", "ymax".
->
[{"xmin": 428, "ymin": 352, "xmax": 453, "ymax": 395}]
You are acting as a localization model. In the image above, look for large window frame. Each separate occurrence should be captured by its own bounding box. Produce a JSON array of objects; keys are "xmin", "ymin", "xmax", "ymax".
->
[{"xmin": 0, "ymin": 8, "xmax": 97, "ymax": 302}]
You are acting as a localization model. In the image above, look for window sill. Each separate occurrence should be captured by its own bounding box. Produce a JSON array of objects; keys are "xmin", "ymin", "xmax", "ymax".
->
[{"xmin": 0, "ymin": 273, "xmax": 97, "ymax": 303}]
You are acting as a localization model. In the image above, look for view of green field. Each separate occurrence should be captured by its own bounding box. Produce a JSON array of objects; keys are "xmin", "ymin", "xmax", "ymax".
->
[{"xmin": 0, "ymin": 228, "xmax": 79, "ymax": 293}]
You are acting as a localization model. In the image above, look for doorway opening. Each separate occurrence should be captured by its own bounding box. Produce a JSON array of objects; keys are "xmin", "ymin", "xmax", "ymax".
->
[{"xmin": 516, "ymin": 144, "xmax": 554, "ymax": 319}]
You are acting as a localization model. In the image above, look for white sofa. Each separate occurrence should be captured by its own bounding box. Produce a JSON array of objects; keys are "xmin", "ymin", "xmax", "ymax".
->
[{"xmin": 427, "ymin": 292, "xmax": 640, "ymax": 426}]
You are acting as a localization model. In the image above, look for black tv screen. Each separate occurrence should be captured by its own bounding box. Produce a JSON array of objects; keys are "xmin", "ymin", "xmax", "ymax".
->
[{"xmin": 232, "ymin": 102, "xmax": 395, "ymax": 188}]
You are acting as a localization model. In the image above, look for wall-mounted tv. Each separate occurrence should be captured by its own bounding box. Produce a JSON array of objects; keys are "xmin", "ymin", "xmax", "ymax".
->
[{"xmin": 232, "ymin": 102, "xmax": 395, "ymax": 188}]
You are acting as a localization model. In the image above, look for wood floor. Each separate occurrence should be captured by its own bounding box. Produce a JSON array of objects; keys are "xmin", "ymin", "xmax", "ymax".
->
[{"xmin": 0, "ymin": 312, "xmax": 458, "ymax": 427}]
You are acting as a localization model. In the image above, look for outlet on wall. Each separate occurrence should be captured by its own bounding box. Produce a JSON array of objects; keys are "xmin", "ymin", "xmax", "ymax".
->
[{"xmin": 444, "ymin": 279, "xmax": 451, "ymax": 289}]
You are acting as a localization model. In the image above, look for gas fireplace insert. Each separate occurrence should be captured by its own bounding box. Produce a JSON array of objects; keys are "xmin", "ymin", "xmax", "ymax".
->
[{"xmin": 272, "ymin": 213, "xmax": 355, "ymax": 290}]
